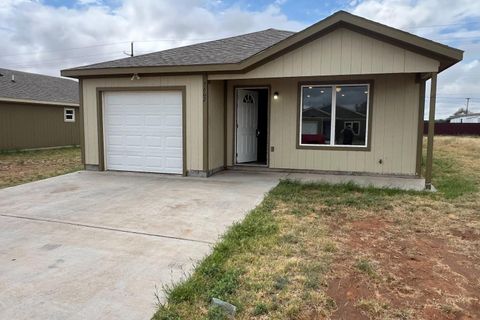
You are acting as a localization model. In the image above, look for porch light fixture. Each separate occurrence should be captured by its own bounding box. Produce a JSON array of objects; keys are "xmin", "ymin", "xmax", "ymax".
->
[
  {"xmin": 273, "ymin": 92, "xmax": 279, "ymax": 100},
  {"xmin": 131, "ymin": 73, "xmax": 140, "ymax": 81}
]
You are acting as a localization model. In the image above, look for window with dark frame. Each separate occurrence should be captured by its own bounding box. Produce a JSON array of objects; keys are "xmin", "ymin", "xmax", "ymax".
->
[
  {"xmin": 300, "ymin": 84, "xmax": 369, "ymax": 147},
  {"xmin": 64, "ymin": 108, "xmax": 75, "ymax": 122}
]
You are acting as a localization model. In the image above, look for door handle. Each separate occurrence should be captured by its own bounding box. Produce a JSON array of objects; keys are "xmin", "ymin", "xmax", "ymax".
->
[{"xmin": 256, "ymin": 129, "xmax": 260, "ymax": 137}]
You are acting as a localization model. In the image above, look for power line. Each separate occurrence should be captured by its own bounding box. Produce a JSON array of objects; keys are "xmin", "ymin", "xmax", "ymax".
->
[
  {"xmin": 2, "ymin": 53, "xmax": 125, "ymax": 69},
  {"xmin": 0, "ymin": 37, "xmax": 215, "ymax": 58},
  {"xmin": 0, "ymin": 41, "xmax": 131, "ymax": 57}
]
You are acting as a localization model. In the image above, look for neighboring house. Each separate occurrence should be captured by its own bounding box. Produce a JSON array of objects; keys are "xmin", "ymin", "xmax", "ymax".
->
[
  {"xmin": 0, "ymin": 68, "xmax": 80, "ymax": 150},
  {"xmin": 61, "ymin": 11, "xmax": 463, "ymax": 189},
  {"xmin": 449, "ymin": 113, "xmax": 480, "ymax": 123}
]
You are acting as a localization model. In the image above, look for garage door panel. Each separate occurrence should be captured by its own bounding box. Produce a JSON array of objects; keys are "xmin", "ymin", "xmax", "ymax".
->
[
  {"xmin": 144, "ymin": 116, "xmax": 164, "ymax": 126},
  {"xmin": 124, "ymin": 116, "xmax": 144, "ymax": 126},
  {"xmin": 166, "ymin": 137, "xmax": 182, "ymax": 148},
  {"xmin": 104, "ymin": 91, "xmax": 183, "ymax": 174},
  {"xmin": 163, "ymin": 115, "xmax": 182, "ymax": 126},
  {"xmin": 125, "ymin": 135, "xmax": 144, "ymax": 146},
  {"xmin": 144, "ymin": 136, "xmax": 163, "ymax": 147}
]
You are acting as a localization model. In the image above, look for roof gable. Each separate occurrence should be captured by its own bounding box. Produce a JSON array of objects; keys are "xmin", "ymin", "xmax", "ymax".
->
[
  {"xmin": 61, "ymin": 11, "xmax": 462, "ymax": 77},
  {"xmin": 210, "ymin": 27, "xmax": 441, "ymax": 80}
]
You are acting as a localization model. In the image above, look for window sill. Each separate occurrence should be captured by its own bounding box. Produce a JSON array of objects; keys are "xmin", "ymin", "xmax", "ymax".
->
[{"xmin": 296, "ymin": 144, "xmax": 370, "ymax": 151}]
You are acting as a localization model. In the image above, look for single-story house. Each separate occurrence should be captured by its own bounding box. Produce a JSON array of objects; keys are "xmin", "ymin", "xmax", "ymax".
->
[
  {"xmin": 449, "ymin": 113, "xmax": 480, "ymax": 123},
  {"xmin": 61, "ymin": 11, "xmax": 463, "ymax": 189},
  {"xmin": 0, "ymin": 68, "xmax": 80, "ymax": 150}
]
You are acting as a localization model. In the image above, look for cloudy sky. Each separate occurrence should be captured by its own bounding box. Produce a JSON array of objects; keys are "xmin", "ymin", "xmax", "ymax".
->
[{"xmin": 1, "ymin": 0, "xmax": 479, "ymax": 119}]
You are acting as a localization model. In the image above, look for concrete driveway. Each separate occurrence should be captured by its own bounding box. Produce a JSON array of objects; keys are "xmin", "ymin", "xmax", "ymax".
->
[{"xmin": 0, "ymin": 170, "xmax": 282, "ymax": 320}]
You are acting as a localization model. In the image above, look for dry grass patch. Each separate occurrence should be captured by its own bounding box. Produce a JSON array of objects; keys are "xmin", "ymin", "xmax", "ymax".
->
[
  {"xmin": 153, "ymin": 136, "xmax": 480, "ymax": 319},
  {"xmin": 0, "ymin": 147, "xmax": 82, "ymax": 188}
]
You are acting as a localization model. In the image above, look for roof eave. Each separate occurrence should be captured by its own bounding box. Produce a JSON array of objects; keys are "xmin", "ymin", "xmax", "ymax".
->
[
  {"xmin": 0, "ymin": 96, "xmax": 79, "ymax": 107},
  {"xmin": 61, "ymin": 62, "xmax": 247, "ymax": 78}
]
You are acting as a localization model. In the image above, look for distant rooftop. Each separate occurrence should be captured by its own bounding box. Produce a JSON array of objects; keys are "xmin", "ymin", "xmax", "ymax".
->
[{"xmin": 0, "ymin": 68, "xmax": 78, "ymax": 105}]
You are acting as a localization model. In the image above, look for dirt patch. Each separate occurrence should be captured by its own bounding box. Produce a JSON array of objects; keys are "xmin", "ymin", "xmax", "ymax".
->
[
  {"xmin": 0, "ymin": 148, "xmax": 82, "ymax": 188},
  {"xmin": 326, "ymin": 216, "xmax": 480, "ymax": 319},
  {"xmin": 450, "ymin": 228, "xmax": 480, "ymax": 241}
]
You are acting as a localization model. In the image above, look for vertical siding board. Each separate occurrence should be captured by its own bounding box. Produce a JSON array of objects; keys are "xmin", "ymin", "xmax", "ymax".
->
[
  {"xmin": 393, "ymin": 50, "xmax": 406, "ymax": 72},
  {"xmin": 331, "ymin": 29, "xmax": 342, "ymax": 73},
  {"xmin": 311, "ymin": 38, "xmax": 322, "ymax": 74},
  {"xmin": 371, "ymin": 40, "xmax": 383, "ymax": 74},
  {"xmin": 208, "ymin": 81, "xmax": 225, "ymax": 170},
  {"xmin": 350, "ymin": 30, "xmax": 363, "ymax": 75},
  {"xmin": 382, "ymin": 43, "xmax": 396, "ymax": 74},
  {"xmin": 374, "ymin": 76, "xmax": 387, "ymax": 174},
  {"xmin": 283, "ymin": 51, "xmax": 294, "ymax": 77},
  {"xmin": 340, "ymin": 29, "xmax": 352, "ymax": 75},
  {"xmin": 320, "ymin": 33, "xmax": 333, "ymax": 75},
  {"xmin": 302, "ymin": 43, "xmax": 313, "ymax": 76},
  {"xmin": 360, "ymin": 35, "xmax": 373, "ymax": 74}
]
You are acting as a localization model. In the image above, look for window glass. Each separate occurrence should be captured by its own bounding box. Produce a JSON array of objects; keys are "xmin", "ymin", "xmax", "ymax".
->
[
  {"xmin": 334, "ymin": 85, "xmax": 368, "ymax": 146},
  {"xmin": 64, "ymin": 108, "xmax": 75, "ymax": 122},
  {"xmin": 301, "ymin": 86, "xmax": 332, "ymax": 145}
]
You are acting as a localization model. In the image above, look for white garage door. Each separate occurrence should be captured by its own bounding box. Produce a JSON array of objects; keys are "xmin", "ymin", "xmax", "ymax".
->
[{"xmin": 103, "ymin": 91, "xmax": 183, "ymax": 174}]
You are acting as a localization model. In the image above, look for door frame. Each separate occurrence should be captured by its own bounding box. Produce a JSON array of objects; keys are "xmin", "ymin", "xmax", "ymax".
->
[
  {"xmin": 233, "ymin": 85, "xmax": 271, "ymax": 167},
  {"xmin": 97, "ymin": 86, "xmax": 187, "ymax": 176}
]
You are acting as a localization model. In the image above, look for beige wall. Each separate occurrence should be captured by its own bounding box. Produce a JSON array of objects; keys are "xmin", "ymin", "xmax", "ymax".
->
[
  {"xmin": 0, "ymin": 102, "xmax": 80, "ymax": 150},
  {"xmin": 208, "ymin": 81, "xmax": 225, "ymax": 171},
  {"xmin": 82, "ymin": 75, "xmax": 204, "ymax": 171},
  {"xmin": 210, "ymin": 28, "xmax": 439, "ymax": 81},
  {"xmin": 226, "ymin": 74, "xmax": 420, "ymax": 176}
]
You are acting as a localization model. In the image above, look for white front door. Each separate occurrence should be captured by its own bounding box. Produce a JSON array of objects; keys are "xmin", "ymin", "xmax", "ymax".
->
[
  {"xmin": 236, "ymin": 89, "xmax": 258, "ymax": 163},
  {"xmin": 103, "ymin": 91, "xmax": 183, "ymax": 174}
]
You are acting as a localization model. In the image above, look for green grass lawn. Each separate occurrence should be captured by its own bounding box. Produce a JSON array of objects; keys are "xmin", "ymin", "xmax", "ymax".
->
[
  {"xmin": 0, "ymin": 147, "xmax": 83, "ymax": 189},
  {"xmin": 153, "ymin": 136, "xmax": 480, "ymax": 320}
]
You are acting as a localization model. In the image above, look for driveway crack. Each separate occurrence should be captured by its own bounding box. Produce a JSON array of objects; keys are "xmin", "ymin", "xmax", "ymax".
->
[{"xmin": 0, "ymin": 213, "xmax": 213, "ymax": 245}]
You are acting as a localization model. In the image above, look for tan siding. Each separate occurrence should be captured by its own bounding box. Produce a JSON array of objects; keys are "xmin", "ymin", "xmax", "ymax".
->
[
  {"xmin": 208, "ymin": 81, "xmax": 225, "ymax": 170},
  {"xmin": 82, "ymin": 75, "xmax": 203, "ymax": 170},
  {"xmin": 0, "ymin": 102, "xmax": 79, "ymax": 150},
  {"xmin": 209, "ymin": 28, "xmax": 439, "ymax": 81},
  {"xmin": 226, "ymin": 74, "xmax": 419, "ymax": 175}
]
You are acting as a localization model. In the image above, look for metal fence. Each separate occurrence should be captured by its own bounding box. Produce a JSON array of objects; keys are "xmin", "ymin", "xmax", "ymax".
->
[{"xmin": 423, "ymin": 122, "xmax": 480, "ymax": 135}]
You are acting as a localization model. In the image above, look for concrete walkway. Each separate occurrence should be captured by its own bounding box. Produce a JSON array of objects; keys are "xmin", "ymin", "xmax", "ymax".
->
[
  {"xmin": 0, "ymin": 170, "xmax": 282, "ymax": 320},
  {"xmin": 286, "ymin": 172, "xmax": 426, "ymax": 191}
]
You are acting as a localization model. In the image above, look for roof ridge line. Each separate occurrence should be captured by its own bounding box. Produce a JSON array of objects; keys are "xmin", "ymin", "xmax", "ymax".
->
[{"xmin": 0, "ymin": 67, "xmax": 76, "ymax": 82}]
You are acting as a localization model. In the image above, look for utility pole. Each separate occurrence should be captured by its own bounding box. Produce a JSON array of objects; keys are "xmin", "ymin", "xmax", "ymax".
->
[
  {"xmin": 465, "ymin": 97, "xmax": 470, "ymax": 114},
  {"xmin": 123, "ymin": 41, "xmax": 134, "ymax": 57}
]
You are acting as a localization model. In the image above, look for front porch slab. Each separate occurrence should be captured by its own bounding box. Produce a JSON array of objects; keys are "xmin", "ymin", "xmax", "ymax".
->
[{"xmin": 285, "ymin": 172, "xmax": 426, "ymax": 191}]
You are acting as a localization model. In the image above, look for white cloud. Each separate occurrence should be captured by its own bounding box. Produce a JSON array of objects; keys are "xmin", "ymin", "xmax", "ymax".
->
[
  {"xmin": 0, "ymin": 0, "xmax": 304, "ymax": 76},
  {"xmin": 77, "ymin": 0, "xmax": 102, "ymax": 5},
  {"xmin": 351, "ymin": 0, "xmax": 480, "ymax": 118}
]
